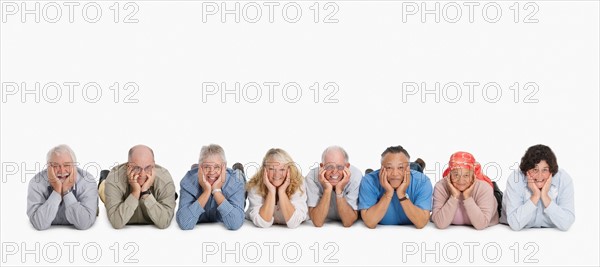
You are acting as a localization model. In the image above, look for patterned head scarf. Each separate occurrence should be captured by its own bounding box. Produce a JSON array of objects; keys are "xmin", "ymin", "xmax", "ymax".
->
[{"xmin": 442, "ymin": 151, "xmax": 493, "ymax": 188}]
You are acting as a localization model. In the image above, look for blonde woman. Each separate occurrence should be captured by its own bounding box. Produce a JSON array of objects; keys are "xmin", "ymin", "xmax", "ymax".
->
[{"xmin": 246, "ymin": 148, "xmax": 308, "ymax": 228}]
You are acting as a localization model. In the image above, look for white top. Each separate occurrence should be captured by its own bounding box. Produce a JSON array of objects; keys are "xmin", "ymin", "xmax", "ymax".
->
[{"xmin": 245, "ymin": 182, "xmax": 308, "ymax": 228}]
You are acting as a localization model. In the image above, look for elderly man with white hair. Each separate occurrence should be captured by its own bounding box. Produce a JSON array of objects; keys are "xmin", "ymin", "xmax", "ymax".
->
[
  {"xmin": 176, "ymin": 144, "xmax": 246, "ymax": 230},
  {"xmin": 305, "ymin": 146, "xmax": 363, "ymax": 227},
  {"xmin": 27, "ymin": 144, "xmax": 98, "ymax": 230}
]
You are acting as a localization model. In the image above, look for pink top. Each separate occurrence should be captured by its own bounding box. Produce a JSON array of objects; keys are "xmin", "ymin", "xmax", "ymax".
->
[{"xmin": 431, "ymin": 179, "xmax": 499, "ymax": 230}]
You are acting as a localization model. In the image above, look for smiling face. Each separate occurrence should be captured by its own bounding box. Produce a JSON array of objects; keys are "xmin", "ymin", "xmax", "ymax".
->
[
  {"xmin": 321, "ymin": 150, "xmax": 350, "ymax": 187},
  {"xmin": 48, "ymin": 152, "xmax": 75, "ymax": 181},
  {"xmin": 201, "ymin": 154, "xmax": 224, "ymax": 185},
  {"xmin": 381, "ymin": 152, "xmax": 410, "ymax": 189},
  {"xmin": 450, "ymin": 167, "xmax": 474, "ymax": 192},
  {"xmin": 266, "ymin": 159, "xmax": 288, "ymax": 188},
  {"xmin": 527, "ymin": 160, "xmax": 551, "ymax": 189}
]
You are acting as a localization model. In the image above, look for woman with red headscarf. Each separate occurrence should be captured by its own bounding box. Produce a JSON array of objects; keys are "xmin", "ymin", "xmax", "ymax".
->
[{"xmin": 431, "ymin": 152, "xmax": 499, "ymax": 230}]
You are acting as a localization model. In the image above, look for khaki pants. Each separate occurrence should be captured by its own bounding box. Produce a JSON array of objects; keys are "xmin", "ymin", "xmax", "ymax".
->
[{"xmin": 98, "ymin": 180, "xmax": 106, "ymax": 204}]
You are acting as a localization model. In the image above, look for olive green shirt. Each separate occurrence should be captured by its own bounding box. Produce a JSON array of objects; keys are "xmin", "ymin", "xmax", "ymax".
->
[{"xmin": 104, "ymin": 163, "xmax": 176, "ymax": 229}]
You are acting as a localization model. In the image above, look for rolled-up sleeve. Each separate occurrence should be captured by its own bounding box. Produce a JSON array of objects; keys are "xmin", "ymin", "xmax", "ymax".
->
[
  {"xmin": 285, "ymin": 185, "xmax": 308, "ymax": 228},
  {"xmin": 246, "ymin": 188, "xmax": 274, "ymax": 228}
]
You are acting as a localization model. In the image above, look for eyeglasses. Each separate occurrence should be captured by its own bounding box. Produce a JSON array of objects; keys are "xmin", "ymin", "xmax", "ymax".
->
[
  {"xmin": 201, "ymin": 164, "xmax": 222, "ymax": 172},
  {"xmin": 450, "ymin": 172, "xmax": 472, "ymax": 181},
  {"xmin": 128, "ymin": 163, "xmax": 154, "ymax": 174},
  {"xmin": 48, "ymin": 162, "xmax": 77, "ymax": 169},
  {"xmin": 324, "ymin": 164, "xmax": 345, "ymax": 172}
]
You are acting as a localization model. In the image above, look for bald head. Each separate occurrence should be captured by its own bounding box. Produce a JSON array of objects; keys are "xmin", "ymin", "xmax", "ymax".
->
[
  {"xmin": 127, "ymin": 145, "xmax": 155, "ymax": 186},
  {"xmin": 128, "ymin": 145, "xmax": 155, "ymax": 163},
  {"xmin": 321, "ymin": 146, "xmax": 349, "ymax": 164}
]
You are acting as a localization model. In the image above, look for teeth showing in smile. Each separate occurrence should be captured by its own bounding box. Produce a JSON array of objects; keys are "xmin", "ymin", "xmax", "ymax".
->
[
  {"xmin": 57, "ymin": 173, "xmax": 70, "ymax": 179},
  {"xmin": 330, "ymin": 176, "xmax": 339, "ymax": 180}
]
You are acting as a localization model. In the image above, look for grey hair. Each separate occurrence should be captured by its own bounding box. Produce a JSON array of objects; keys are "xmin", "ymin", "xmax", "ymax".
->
[
  {"xmin": 321, "ymin": 145, "xmax": 349, "ymax": 163},
  {"xmin": 380, "ymin": 145, "xmax": 410, "ymax": 163},
  {"xmin": 46, "ymin": 144, "xmax": 77, "ymax": 163},
  {"xmin": 199, "ymin": 144, "xmax": 227, "ymax": 164}
]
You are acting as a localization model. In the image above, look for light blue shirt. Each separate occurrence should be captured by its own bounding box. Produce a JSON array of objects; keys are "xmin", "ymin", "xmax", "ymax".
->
[
  {"xmin": 501, "ymin": 169, "xmax": 575, "ymax": 231},
  {"xmin": 176, "ymin": 168, "xmax": 246, "ymax": 230},
  {"xmin": 358, "ymin": 169, "xmax": 433, "ymax": 225}
]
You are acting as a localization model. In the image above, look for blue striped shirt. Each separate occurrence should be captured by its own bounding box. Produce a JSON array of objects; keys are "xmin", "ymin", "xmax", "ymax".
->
[{"xmin": 176, "ymin": 168, "xmax": 246, "ymax": 230}]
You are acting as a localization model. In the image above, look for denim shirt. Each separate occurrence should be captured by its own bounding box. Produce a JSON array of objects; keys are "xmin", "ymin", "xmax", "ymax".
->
[{"xmin": 176, "ymin": 168, "xmax": 246, "ymax": 230}]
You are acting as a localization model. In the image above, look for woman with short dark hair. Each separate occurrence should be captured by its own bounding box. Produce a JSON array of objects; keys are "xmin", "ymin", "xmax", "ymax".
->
[{"xmin": 501, "ymin": 144, "xmax": 575, "ymax": 231}]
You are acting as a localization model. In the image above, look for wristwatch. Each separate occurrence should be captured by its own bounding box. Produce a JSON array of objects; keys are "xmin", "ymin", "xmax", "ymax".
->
[
  {"xmin": 212, "ymin": 188, "xmax": 222, "ymax": 195},
  {"xmin": 398, "ymin": 195, "xmax": 409, "ymax": 202},
  {"xmin": 140, "ymin": 190, "xmax": 151, "ymax": 198}
]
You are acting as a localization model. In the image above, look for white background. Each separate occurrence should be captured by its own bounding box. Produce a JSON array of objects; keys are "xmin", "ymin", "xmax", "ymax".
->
[{"xmin": 1, "ymin": 0, "xmax": 598, "ymax": 266}]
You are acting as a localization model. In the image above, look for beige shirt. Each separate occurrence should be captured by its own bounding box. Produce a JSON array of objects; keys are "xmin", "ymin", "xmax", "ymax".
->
[{"xmin": 104, "ymin": 163, "xmax": 176, "ymax": 229}]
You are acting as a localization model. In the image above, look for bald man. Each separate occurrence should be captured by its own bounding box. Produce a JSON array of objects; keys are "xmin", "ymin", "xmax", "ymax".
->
[
  {"xmin": 103, "ymin": 145, "xmax": 176, "ymax": 229},
  {"xmin": 306, "ymin": 146, "xmax": 362, "ymax": 227}
]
